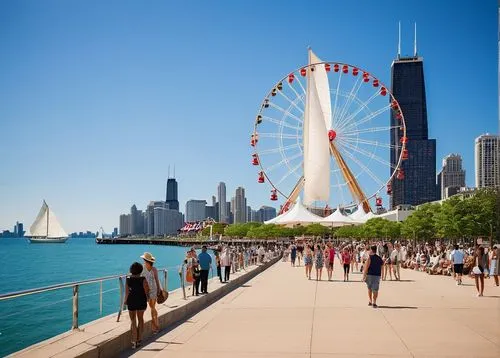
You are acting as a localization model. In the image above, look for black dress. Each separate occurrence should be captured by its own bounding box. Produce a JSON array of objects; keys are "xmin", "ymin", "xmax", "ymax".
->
[{"xmin": 126, "ymin": 276, "xmax": 147, "ymax": 311}]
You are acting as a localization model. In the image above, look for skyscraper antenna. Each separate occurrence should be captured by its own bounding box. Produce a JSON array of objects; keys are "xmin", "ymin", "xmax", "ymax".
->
[
  {"xmin": 168, "ymin": 165, "xmax": 170, "ymax": 179},
  {"xmin": 398, "ymin": 21, "xmax": 401, "ymax": 59},
  {"xmin": 414, "ymin": 22, "xmax": 417, "ymax": 57},
  {"xmin": 173, "ymin": 165, "xmax": 176, "ymax": 179}
]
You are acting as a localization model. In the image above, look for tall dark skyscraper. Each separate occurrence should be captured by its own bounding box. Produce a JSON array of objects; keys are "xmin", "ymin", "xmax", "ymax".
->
[
  {"xmin": 166, "ymin": 178, "xmax": 179, "ymax": 211},
  {"xmin": 390, "ymin": 36, "xmax": 437, "ymax": 208}
]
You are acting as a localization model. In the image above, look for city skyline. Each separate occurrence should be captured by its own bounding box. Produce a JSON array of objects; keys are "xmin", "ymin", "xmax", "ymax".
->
[{"xmin": 0, "ymin": 1, "xmax": 497, "ymax": 232}]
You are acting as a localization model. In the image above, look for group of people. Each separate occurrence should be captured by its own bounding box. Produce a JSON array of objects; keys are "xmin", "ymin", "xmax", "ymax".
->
[
  {"xmin": 184, "ymin": 246, "xmax": 213, "ymax": 295},
  {"xmin": 285, "ymin": 239, "xmax": 500, "ymax": 306},
  {"xmin": 124, "ymin": 252, "xmax": 163, "ymax": 349}
]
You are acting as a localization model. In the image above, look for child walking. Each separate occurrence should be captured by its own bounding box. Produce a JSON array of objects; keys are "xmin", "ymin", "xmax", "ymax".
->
[{"xmin": 125, "ymin": 262, "xmax": 149, "ymax": 349}]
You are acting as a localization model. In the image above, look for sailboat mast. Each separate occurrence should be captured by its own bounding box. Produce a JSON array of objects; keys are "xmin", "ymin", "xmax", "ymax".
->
[{"xmin": 46, "ymin": 204, "xmax": 49, "ymax": 238}]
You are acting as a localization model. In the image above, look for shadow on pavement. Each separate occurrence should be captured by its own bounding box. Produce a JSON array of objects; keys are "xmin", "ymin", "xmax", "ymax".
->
[{"xmin": 377, "ymin": 305, "xmax": 418, "ymax": 309}]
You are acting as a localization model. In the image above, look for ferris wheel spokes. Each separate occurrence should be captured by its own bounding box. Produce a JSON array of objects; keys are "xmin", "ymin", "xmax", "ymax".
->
[
  {"xmin": 335, "ymin": 88, "xmax": 380, "ymax": 132},
  {"xmin": 336, "ymin": 144, "xmax": 386, "ymax": 188},
  {"xmin": 335, "ymin": 75, "xmax": 363, "ymax": 128},
  {"xmin": 342, "ymin": 125, "xmax": 401, "ymax": 136},
  {"xmin": 261, "ymin": 115, "xmax": 301, "ymax": 131},
  {"xmin": 331, "ymin": 72, "xmax": 343, "ymax": 129},
  {"xmin": 340, "ymin": 104, "xmax": 391, "ymax": 133},
  {"xmin": 337, "ymin": 138, "xmax": 395, "ymax": 169},
  {"xmin": 329, "ymin": 141, "xmax": 371, "ymax": 213}
]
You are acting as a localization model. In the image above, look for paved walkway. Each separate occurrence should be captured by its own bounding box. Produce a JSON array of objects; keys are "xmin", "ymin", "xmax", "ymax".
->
[{"xmin": 123, "ymin": 259, "xmax": 499, "ymax": 358}]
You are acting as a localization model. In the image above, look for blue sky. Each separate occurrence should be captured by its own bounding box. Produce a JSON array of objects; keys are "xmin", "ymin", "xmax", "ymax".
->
[{"xmin": 0, "ymin": 0, "xmax": 498, "ymax": 232}]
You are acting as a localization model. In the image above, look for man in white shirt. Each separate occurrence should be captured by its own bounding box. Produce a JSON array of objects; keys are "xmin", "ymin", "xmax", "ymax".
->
[
  {"xmin": 391, "ymin": 244, "xmax": 403, "ymax": 281},
  {"xmin": 451, "ymin": 244, "xmax": 465, "ymax": 285}
]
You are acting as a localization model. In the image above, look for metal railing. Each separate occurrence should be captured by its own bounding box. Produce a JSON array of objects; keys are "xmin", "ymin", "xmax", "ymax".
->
[{"xmin": 0, "ymin": 268, "xmax": 169, "ymax": 330}]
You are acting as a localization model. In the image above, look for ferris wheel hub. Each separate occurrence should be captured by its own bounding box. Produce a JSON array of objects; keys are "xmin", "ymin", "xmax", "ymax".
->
[{"xmin": 328, "ymin": 130, "xmax": 337, "ymax": 141}]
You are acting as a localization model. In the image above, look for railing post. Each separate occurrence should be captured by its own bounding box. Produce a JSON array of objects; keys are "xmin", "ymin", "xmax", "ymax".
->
[
  {"xmin": 163, "ymin": 270, "xmax": 168, "ymax": 292},
  {"xmin": 99, "ymin": 280, "xmax": 103, "ymax": 315},
  {"xmin": 72, "ymin": 285, "xmax": 79, "ymax": 330},
  {"xmin": 179, "ymin": 264, "xmax": 186, "ymax": 300},
  {"xmin": 117, "ymin": 276, "xmax": 124, "ymax": 322}
]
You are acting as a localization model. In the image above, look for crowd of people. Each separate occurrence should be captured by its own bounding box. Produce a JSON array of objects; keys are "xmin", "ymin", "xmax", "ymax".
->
[{"xmin": 284, "ymin": 239, "xmax": 500, "ymax": 305}]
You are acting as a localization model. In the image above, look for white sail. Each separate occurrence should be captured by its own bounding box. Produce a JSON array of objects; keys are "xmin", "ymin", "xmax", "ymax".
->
[
  {"xmin": 29, "ymin": 201, "xmax": 49, "ymax": 237},
  {"xmin": 96, "ymin": 227, "xmax": 104, "ymax": 239},
  {"xmin": 303, "ymin": 49, "xmax": 331, "ymax": 205},
  {"xmin": 47, "ymin": 208, "xmax": 67, "ymax": 238},
  {"xmin": 28, "ymin": 201, "xmax": 67, "ymax": 238},
  {"xmin": 309, "ymin": 51, "xmax": 332, "ymax": 129}
]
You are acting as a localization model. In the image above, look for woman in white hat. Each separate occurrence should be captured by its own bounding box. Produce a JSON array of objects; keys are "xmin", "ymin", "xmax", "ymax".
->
[{"xmin": 141, "ymin": 252, "xmax": 161, "ymax": 334}]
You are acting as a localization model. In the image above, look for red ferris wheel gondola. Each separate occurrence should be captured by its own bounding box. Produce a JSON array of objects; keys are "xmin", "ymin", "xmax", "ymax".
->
[
  {"xmin": 270, "ymin": 189, "xmax": 278, "ymax": 201},
  {"xmin": 397, "ymin": 168, "xmax": 405, "ymax": 180}
]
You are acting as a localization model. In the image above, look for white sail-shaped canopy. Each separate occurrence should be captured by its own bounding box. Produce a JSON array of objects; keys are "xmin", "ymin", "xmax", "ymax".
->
[
  {"xmin": 273, "ymin": 200, "xmax": 323, "ymax": 226},
  {"xmin": 303, "ymin": 49, "xmax": 331, "ymax": 205},
  {"xmin": 29, "ymin": 201, "xmax": 67, "ymax": 238},
  {"xmin": 347, "ymin": 204, "xmax": 371, "ymax": 224},
  {"xmin": 321, "ymin": 207, "xmax": 356, "ymax": 227},
  {"xmin": 264, "ymin": 215, "xmax": 281, "ymax": 225},
  {"xmin": 96, "ymin": 227, "xmax": 104, "ymax": 239}
]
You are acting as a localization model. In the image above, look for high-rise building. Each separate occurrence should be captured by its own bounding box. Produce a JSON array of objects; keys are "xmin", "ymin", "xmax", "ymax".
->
[
  {"xmin": 166, "ymin": 178, "xmax": 179, "ymax": 211},
  {"xmin": 146, "ymin": 201, "xmax": 166, "ymax": 235},
  {"xmin": 257, "ymin": 206, "xmax": 277, "ymax": 222},
  {"xmin": 437, "ymin": 154, "xmax": 466, "ymax": 200},
  {"xmin": 205, "ymin": 205, "xmax": 216, "ymax": 220},
  {"xmin": 247, "ymin": 205, "xmax": 252, "ymax": 222},
  {"xmin": 13, "ymin": 222, "xmax": 24, "ymax": 237},
  {"xmin": 390, "ymin": 42, "xmax": 437, "ymax": 208},
  {"xmin": 153, "ymin": 207, "xmax": 183, "ymax": 236},
  {"xmin": 186, "ymin": 200, "xmax": 207, "ymax": 222},
  {"xmin": 475, "ymin": 134, "xmax": 500, "ymax": 189},
  {"xmin": 217, "ymin": 182, "xmax": 229, "ymax": 223},
  {"xmin": 119, "ymin": 214, "xmax": 131, "ymax": 235},
  {"xmin": 130, "ymin": 205, "xmax": 145, "ymax": 235},
  {"xmin": 212, "ymin": 195, "xmax": 216, "ymax": 207},
  {"xmin": 112, "ymin": 227, "xmax": 118, "ymax": 237},
  {"xmin": 234, "ymin": 187, "xmax": 247, "ymax": 223}
]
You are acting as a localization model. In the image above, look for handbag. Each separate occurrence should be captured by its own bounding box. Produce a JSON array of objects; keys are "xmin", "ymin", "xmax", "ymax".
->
[
  {"xmin": 472, "ymin": 266, "xmax": 482, "ymax": 275},
  {"xmin": 157, "ymin": 289, "xmax": 169, "ymax": 304}
]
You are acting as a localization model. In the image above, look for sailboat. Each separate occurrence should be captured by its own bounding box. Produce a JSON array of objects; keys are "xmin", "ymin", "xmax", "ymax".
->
[
  {"xmin": 27, "ymin": 201, "xmax": 68, "ymax": 243},
  {"xmin": 95, "ymin": 227, "xmax": 105, "ymax": 243}
]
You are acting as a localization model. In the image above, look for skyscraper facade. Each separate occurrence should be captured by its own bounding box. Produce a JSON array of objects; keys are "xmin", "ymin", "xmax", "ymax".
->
[
  {"xmin": 130, "ymin": 205, "xmax": 144, "ymax": 235},
  {"xmin": 234, "ymin": 187, "xmax": 247, "ymax": 223},
  {"xmin": 185, "ymin": 200, "xmax": 207, "ymax": 222},
  {"xmin": 438, "ymin": 154, "xmax": 466, "ymax": 199},
  {"xmin": 145, "ymin": 201, "xmax": 165, "ymax": 236},
  {"xmin": 390, "ymin": 54, "xmax": 437, "ymax": 208},
  {"xmin": 217, "ymin": 182, "xmax": 229, "ymax": 223},
  {"xmin": 475, "ymin": 134, "xmax": 500, "ymax": 189},
  {"xmin": 166, "ymin": 178, "xmax": 179, "ymax": 211},
  {"xmin": 119, "ymin": 214, "xmax": 131, "ymax": 235}
]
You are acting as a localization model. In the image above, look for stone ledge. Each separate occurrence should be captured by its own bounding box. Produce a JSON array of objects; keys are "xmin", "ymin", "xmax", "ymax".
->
[{"xmin": 10, "ymin": 255, "xmax": 281, "ymax": 358}]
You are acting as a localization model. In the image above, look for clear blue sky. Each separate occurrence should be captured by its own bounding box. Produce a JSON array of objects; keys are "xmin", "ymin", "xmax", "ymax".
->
[{"xmin": 0, "ymin": 0, "xmax": 497, "ymax": 232}]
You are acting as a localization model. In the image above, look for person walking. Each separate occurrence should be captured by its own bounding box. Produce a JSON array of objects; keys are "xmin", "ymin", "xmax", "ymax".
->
[
  {"xmin": 215, "ymin": 250, "xmax": 223, "ymax": 283},
  {"xmin": 341, "ymin": 247, "xmax": 352, "ymax": 281},
  {"xmin": 450, "ymin": 244, "xmax": 465, "ymax": 285},
  {"xmin": 125, "ymin": 262, "xmax": 149, "ymax": 349},
  {"xmin": 304, "ymin": 244, "xmax": 313, "ymax": 279},
  {"xmin": 290, "ymin": 244, "xmax": 297, "ymax": 267},
  {"xmin": 314, "ymin": 244, "xmax": 324, "ymax": 281},
  {"xmin": 473, "ymin": 246, "xmax": 489, "ymax": 297},
  {"xmin": 489, "ymin": 245, "xmax": 499, "ymax": 287},
  {"xmin": 326, "ymin": 242, "xmax": 336, "ymax": 281},
  {"xmin": 221, "ymin": 247, "xmax": 231, "ymax": 282},
  {"xmin": 363, "ymin": 245, "xmax": 384, "ymax": 308},
  {"xmin": 391, "ymin": 244, "xmax": 402, "ymax": 281},
  {"xmin": 141, "ymin": 252, "xmax": 161, "ymax": 334},
  {"xmin": 198, "ymin": 245, "xmax": 212, "ymax": 294}
]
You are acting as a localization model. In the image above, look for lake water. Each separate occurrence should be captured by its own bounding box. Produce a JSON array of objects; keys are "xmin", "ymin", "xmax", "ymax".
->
[{"xmin": 0, "ymin": 238, "xmax": 211, "ymax": 357}]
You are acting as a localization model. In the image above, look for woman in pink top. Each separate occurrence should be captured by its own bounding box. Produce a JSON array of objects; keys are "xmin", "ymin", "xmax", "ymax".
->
[{"xmin": 341, "ymin": 248, "xmax": 352, "ymax": 282}]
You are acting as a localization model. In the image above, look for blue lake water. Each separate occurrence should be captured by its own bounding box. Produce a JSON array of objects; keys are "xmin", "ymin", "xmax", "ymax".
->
[{"xmin": 0, "ymin": 238, "xmax": 212, "ymax": 357}]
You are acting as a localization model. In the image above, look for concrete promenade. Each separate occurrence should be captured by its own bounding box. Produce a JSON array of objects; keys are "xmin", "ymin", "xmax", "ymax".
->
[{"xmin": 125, "ymin": 260, "xmax": 500, "ymax": 358}]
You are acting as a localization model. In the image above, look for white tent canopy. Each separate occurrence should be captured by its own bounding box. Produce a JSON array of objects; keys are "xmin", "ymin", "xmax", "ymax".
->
[
  {"xmin": 271, "ymin": 200, "xmax": 323, "ymax": 226},
  {"xmin": 321, "ymin": 207, "xmax": 356, "ymax": 227}
]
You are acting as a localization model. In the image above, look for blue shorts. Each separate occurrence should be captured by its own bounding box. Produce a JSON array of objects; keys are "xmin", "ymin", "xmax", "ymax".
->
[{"xmin": 366, "ymin": 275, "xmax": 381, "ymax": 291}]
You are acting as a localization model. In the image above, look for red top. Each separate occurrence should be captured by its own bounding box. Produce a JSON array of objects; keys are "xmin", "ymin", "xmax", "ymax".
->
[
  {"xmin": 328, "ymin": 248, "xmax": 336, "ymax": 262},
  {"xmin": 341, "ymin": 252, "xmax": 351, "ymax": 265}
]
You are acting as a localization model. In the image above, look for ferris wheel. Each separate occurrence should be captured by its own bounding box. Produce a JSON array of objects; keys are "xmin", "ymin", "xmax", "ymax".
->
[{"xmin": 251, "ymin": 51, "xmax": 408, "ymax": 214}]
